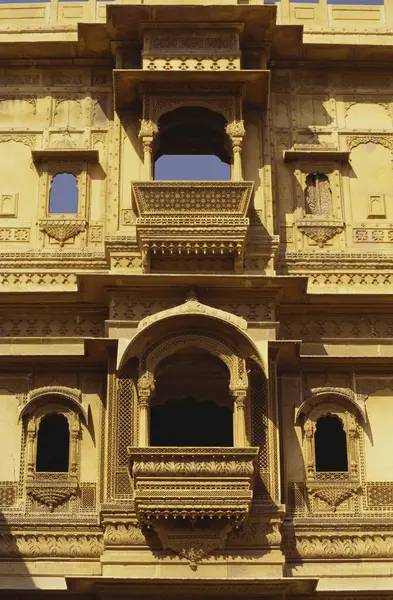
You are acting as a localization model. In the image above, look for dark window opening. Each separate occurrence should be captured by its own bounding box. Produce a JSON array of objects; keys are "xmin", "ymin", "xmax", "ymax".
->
[
  {"xmin": 150, "ymin": 397, "xmax": 233, "ymax": 447},
  {"xmin": 154, "ymin": 107, "xmax": 231, "ymax": 181},
  {"xmin": 315, "ymin": 414, "xmax": 348, "ymax": 472},
  {"xmin": 149, "ymin": 349, "xmax": 233, "ymax": 446},
  {"xmin": 49, "ymin": 172, "xmax": 78, "ymax": 214},
  {"xmin": 36, "ymin": 413, "xmax": 70, "ymax": 472}
]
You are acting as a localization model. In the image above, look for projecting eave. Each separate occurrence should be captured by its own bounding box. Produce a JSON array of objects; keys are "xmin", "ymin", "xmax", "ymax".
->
[
  {"xmin": 105, "ymin": 4, "xmax": 277, "ymax": 44},
  {"xmin": 66, "ymin": 576, "xmax": 318, "ymax": 596},
  {"xmin": 76, "ymin": 272, "xmax": 309, "ymax": 304},
  {"xmin": 113, "ymin": 69, "xmax": 270, "ymax": 110}
]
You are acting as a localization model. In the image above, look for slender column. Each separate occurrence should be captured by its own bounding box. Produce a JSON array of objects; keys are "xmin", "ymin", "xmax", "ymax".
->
[
  {"xmin": 347, "ymin": 413, "xmax": 359, "ymax": 478},
  {"xmin": 231, "ymin": 137, "xmax": 243, "ymax": 182},
  {"xmin": 26, "ymin": 420, "xmax": 36, "ymax": 479},
  {"xmin": 139, "ymin": 120, "xmax": 158, "ymax": 181},
  {"xmin": 226, "ymin": 120, "xmax": 245, "ymax": 182},
  {"xmin": 304, "ymin": 419, "xmax": 315, "ymax": 479},
  {"xmin": 138, "ymin": 395, "xmax": 150, "ymax": 447},
  {"xmin": 232, "ymin": 389, "xmax": 248, "ymax": 447},
  {"xmin": 137, "ymin": 371, "xmax": 155, "ymax": 447},
  {"xmin": 69, "ymin": 415, "xmax": 80, "ymax": 476}
]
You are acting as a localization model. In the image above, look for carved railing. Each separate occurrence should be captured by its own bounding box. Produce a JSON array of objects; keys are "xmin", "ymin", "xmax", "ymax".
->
[
  {"xmin": 131, "ymin": 181, "xmax": 254, "ymax": 272},
  {"xmin": 128, "ymin": 446, "xmax": 259, "ymax": 524}
]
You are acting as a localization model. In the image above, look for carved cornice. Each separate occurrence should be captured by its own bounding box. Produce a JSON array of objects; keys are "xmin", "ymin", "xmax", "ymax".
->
[{"xmin": 39, "ymin": 219, "xmax": 87, "ymax": 247}]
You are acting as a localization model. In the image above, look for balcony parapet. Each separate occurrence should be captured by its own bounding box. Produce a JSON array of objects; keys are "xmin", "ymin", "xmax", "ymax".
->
[
  {"xmin": 131, "ymin": 181, "xmax": 254, "ymax": 272},
  {"xmin": 128, "ymin": 446, "xmax": 259, "ymax": 524}
]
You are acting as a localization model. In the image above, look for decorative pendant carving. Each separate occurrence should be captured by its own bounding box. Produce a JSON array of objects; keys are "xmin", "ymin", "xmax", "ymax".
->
[
  {"xmin": 297, "ymin": 219, "xmax": 344, "ymax": 248},
  {"xmin": 39, "ymin": 219, "xmax": 86, "ymax": 246},
  {"xmin": 306, "ymin": 483, "xmax": 360, "ymax": 511},
  {"xmin": 153, "ymin": 521, "xmax": 232, "ymax": 570},
  {"xmin": 27, "ymin": 481, "xmax": 78, "ymax": 512}
]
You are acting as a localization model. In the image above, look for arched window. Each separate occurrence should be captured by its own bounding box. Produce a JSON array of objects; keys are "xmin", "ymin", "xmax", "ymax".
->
[
  {"xmin": 49, "ymin": 173, "xmax": 78, "ymax": 214},
  {"xmin": 305, "ymin": 172, "xmax": 332, "ymax": 216},
  {"xmin": 315, "ymin": 414, "xmax": 348, "ymax": 472},
  {"xmin": 36, "ymin": 413, "xmax": 70, "ymax": 472},
  {"xmin": 154, "ymin": 107, "xmax": 231, "ymax": 181}
]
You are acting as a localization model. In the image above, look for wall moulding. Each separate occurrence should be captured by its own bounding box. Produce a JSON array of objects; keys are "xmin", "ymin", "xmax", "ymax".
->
[
  {"xmin": 283, "ymin": 530, "xmax": 393, "ymax": 560},
  {"xmin": 0, "ymin": 531, "xmax": 103, "ymax": 558}
]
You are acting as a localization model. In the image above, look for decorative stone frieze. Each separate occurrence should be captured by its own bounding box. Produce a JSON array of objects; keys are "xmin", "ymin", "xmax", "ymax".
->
[
  {"xmin": 132, "ymin": 181, "xmax": 253, "ymax": 272},
  {"xmin": 128, "ymin": 447, "xmax": 259, "ymax": 523}
]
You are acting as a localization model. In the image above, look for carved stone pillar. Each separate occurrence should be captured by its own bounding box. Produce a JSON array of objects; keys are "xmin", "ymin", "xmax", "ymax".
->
[
  {"xmin": 226, "ymin": 120, "xmax": 245, "ymax": 182},
  {"xmin": 26, "ymin": 419, "xmax": 36, "ymax": 479},
  {"xmin": 137, "ymin": 372, "xmax": 155, "ymax": 446},
  {"xmin": 347, "ymin": 412, "xmax": 359, "ymax": 478},
  {"xmin": 139, "ymin": 120, "xmax": 158, "ymax": 181},
  {"xmin": 232, "ymin": 389, "xmax": 248, "ymax": 446},
  {"xmin": 69, "ymin": 414, "xmax": 80, "ymax": 476},
  {"xmin": 304, "ymin": 419, "xmax": 315, "ymax": 479}
]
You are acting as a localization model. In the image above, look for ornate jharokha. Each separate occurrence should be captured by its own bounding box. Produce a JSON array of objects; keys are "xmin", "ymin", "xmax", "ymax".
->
[
  {"xmin": 125, "ymin": 296, "xmax": 261, "ymax": 564},
  {"xmin": 1, "ymin": 0, "xmax": 393, "ymax": 598}
]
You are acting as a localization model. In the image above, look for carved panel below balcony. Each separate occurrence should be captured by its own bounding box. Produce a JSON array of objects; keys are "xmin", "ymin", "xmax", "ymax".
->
[
  {"xmin": 131, "ymin": 181, "xmax": 253, "ymax": 273},
  {"xmin": 128, "ymin": 447, "xmax": 259, "ymax": 524}
]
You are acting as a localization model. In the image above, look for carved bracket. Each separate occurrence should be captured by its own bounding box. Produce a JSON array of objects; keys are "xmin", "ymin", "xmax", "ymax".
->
[
  {"xmin": 39, "ymin": 219, "xmax": 87, "ymax": 247},
  {"xmin": 298, "ymin": 218, "xmax": 344, "ymax": 248},
  {"xmin": 306, "ymin": 483, "xmax": 361, "ymax": 511},
  {"xmin": 26, "ymin": 480, "xmax": 78, "ymax": 512},
  {"xmin": 153, "ymin": 521, "xmax": 232, "ymax": 570}
]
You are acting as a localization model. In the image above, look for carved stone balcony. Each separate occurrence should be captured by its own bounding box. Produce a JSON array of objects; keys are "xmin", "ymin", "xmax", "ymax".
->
[
  {"xmin": 131, "ymin": 181, "xmax": 254, "ymax": 272},
  {"xmin": 128, "ymin": 447, "xmax": 259, "ymax": 524}
]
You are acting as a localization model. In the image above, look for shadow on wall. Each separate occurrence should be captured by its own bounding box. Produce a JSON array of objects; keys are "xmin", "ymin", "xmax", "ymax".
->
[{"xmin": 0, "ymin": 511, "xmax": 40, "ymax": 594}]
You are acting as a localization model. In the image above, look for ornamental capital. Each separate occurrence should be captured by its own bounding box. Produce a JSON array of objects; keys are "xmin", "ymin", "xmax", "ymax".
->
[
  {"xmin": 226, "ymin": 119, "xmax": 246, "ymax": 139},
  {"xmin": 139, "ymin": 119, "xmax": 158, "ymax": 138}
]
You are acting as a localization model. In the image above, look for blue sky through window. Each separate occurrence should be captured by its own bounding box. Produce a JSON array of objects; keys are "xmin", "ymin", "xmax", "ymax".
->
[
  {"xmin": 155, "ymin": 155, "xmax": 231, "ymax": 181},
  {"xmin": 49, "ymin": 173, "xmax": 78, "ymax": 214}
]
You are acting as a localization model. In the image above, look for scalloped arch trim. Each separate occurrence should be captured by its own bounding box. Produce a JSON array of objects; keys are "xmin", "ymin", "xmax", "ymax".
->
[
  {"xmin": 295, "ymin": 387, "xmax": 367, "ymax": 424},
  {"xmin": 19, "ymin": 386, "xmax": 88, "ymax": 423}
]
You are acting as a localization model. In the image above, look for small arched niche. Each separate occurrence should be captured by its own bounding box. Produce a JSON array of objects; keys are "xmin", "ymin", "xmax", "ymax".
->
[
  {"xmin": 154, "ymin": 106, "xmax": 231, "ymax": 181},
  {"xmin": 150, "ymin": 348, "xmax": 233, "ymax": 447}
]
